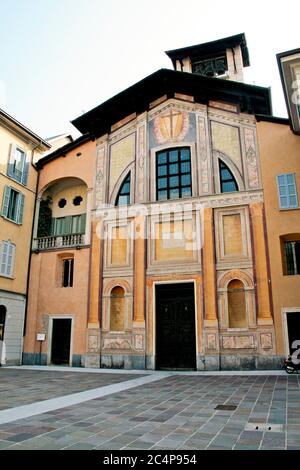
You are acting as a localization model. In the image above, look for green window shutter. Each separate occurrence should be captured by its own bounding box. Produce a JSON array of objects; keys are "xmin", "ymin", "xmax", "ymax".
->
[
  {"xmin": 7, "ymin": 144, "xmax": 16, "ymax": 178},
  {"xmin": 50, "ymin": 218, "xmax": 55, "ymax": 236},
  {"xmin": 1, "ymin": 186, "xmax": 11, "ymax": 218},
  {"xmin": 64, "ymin": 216, "xmax": 72, "ymax": 235},
  {"xmin": 16, "ymin": 193, "xmax": 25, "ymax": 224},
  {"xmin": 21, "ymin": 154, "xmax": 29, "ymax": 186},
  {"xmin": 79, "ymin": 213, "xmax": 86, "ymax": 234}
]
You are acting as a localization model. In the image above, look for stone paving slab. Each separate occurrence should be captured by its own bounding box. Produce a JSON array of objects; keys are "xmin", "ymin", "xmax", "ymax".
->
[
  {"xmin": 0, "ymin": 372, "xmax": 299, "ymax": 450},
  {"xmin": 0, "ymin": 369, "xmax": 141, "ymax": 410}
]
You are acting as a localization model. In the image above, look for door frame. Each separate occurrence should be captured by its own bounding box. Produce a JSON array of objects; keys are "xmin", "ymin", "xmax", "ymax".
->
[
  {"xmin": 282, "ymin": 307, "xmax": 300, "ymax": 357},
  {"xmin": 47, "ymin": 315, "xmax": 74, "ymax": 366},
  {"xmin": 153, "ymin": 280, "xmax": 198, "ymax": 370}
]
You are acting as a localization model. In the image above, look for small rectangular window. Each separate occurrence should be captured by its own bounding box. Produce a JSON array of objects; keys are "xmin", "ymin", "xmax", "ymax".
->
[
  {"xmin": 62, "ymin": 258, "xmax": 74, "ymax": 287},
  {"xmin": 277, "ymin": 173, "xmax": 298, "ymax": 209},
  {"xmin": 7, "ymin": 145, "xmax": 28, "ymax": 185}
]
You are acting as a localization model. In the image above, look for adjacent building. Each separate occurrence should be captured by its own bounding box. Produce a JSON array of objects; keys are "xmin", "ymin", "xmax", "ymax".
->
[
  {"xmin": 22, "ymin": 135, "xmax": 95, "ymax": 366},
  {"xmin": 0, "ymin": 108, "xmax": 50, "ymax": 365},
  {"xmin": 255, "ymin": 48, "xmax": 300, "ymax": 361}
]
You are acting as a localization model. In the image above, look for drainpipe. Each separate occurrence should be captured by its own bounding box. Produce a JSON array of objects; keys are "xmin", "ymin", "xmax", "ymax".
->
[{"xmin": 22, "ymin": 141, "xmax": 42, "ymax": 341}]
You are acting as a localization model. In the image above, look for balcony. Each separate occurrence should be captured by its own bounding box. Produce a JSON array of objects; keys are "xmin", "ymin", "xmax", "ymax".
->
[{"xmin": 33, "ymin": 234, "xmax": 85, "ymax": 251}]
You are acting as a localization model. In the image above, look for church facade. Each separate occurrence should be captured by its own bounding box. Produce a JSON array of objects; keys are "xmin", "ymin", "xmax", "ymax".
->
[{"xmin": 23, "ymin": 34, "xmax": 296, "ymax": 370}]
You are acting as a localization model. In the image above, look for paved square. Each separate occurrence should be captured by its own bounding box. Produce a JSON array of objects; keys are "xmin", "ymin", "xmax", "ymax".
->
[
  {"xmin": 0, "ymin": 368, "xmax": 299, "ymax": 450},
  {"xmin": 0, "ymin": 368, "xmax": 141, "ymax": 410}
]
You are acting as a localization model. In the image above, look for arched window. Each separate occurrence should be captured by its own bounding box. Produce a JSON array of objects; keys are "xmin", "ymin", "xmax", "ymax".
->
[
  {"xmin": 228, "ymin": 280, "xmax": 247, "ymax": 328},
  {"xmin": 0, "ymin": 305, "xmax": 6, "ymax": 341},
  {"xmin": 115, "ymin": 173, "xmax": 131, "ymax": 206},
  {"xmin": 156, "ymin": 147, "xmax": 192, "ymax": 201},
  {"xmin": 110, "ymin": 286, "xmax": 125, "ymax": 331},
  {"xmin": 219, "ymin": 160, "xmax": 238, "ymax": 193}
]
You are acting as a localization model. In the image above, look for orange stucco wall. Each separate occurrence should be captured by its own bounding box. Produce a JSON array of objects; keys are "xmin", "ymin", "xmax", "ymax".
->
[
  {"xmin": 23, "ymin": 139, "xmax": 96, "ymax": 362},
  {"xmin": 38, "ymin": 140, "xmax": 96, "ymax": 192},
  {"xmin": 257, "ymin": 121, "xmax": 300, "ymax": 355},
  {"xmin": 23, "ymin": 248, "xmax": 89, "ymax": 357}
]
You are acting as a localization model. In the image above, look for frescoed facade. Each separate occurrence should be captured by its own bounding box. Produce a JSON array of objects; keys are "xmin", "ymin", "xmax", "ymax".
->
[
  {"xmin": 22, "ymin": 34, "xmax": 299, "ymax": 370},
  {"xmin": 0, "ymin": 108, "xmax": 50, "ymax": 365}
]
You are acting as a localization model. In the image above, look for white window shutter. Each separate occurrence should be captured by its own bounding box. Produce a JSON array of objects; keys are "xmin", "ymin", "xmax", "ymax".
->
[
  {"xmin": 6, "ymin": 243, "xmax": 15, "ymax": 276},
  {"xmin": 7, "ymin": 144, "xmax": 17, "ymax": 178},
  {"xmin": 0, "ymin": 242, "xmax": 5, "ymax": 275}
]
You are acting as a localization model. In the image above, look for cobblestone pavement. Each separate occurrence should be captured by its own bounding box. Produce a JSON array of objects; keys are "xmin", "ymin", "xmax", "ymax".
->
[
  {"xmin": 0, "ymin": 368, "xmax": 140, "ymax": 410},
  {"xmin": 0, "ymin": 370, "xmax": 299, "ymax": 450}
]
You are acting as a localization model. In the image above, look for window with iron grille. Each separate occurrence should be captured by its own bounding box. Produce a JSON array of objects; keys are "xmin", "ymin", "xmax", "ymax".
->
[{"xmin": 156, "ymin": 148, "xmax": 192, "ymax": 201}]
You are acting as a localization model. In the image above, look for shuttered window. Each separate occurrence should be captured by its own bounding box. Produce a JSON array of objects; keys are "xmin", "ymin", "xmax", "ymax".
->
[
  {"xmin": 1, "ymin": 186, "xmax": 25, "ymax": 224},
  {"xmin": 0, "ymin": 241, "xmax": 16, "ymax": 277},
  {"xmin": 7, "ymin": 144, "xmax": 29, "ymax": 186},
  {"xmin": 277, "ymin": 173, "xmax": 298, "ymax": 209}
]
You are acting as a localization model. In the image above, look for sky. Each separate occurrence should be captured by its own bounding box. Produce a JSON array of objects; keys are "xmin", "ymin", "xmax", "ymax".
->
[{"xmin": 0, "ymin": 0, "xmax": 300, "ymax": 140}]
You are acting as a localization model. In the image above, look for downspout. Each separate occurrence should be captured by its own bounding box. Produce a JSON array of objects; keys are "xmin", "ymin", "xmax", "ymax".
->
[{"xmin": 22, "ymin": 141, "xmax": 42, "ymax": 341}]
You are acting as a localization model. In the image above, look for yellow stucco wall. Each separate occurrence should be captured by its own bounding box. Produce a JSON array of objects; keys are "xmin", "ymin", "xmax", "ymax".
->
[
  {"xmin": 257, "ymin": 121, "xmax": 300, "ymax": 354},
  {"xmin": 0, "ymin": 124, "xmax": 40, "ymax": 295}
]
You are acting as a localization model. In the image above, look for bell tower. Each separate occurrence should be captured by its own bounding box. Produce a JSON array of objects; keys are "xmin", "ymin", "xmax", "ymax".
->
[{"xmin": 165, "ymin": 33, "xmax": 250, "ymax": 83}]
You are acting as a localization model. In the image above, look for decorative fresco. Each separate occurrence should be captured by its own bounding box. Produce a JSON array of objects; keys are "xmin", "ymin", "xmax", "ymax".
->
[{"xmin": 149, "ymin": 108, "xmax": 196, "ymax": 148}]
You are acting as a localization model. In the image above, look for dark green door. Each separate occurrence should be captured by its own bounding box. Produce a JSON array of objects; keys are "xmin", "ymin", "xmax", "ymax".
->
[
  {"xmin": 51, "ymin": 319, "xmax": 72, "ymax": 365},
  {"xmin": 156, "ymin": 283, "xmax": 196, "ymax": 370}
]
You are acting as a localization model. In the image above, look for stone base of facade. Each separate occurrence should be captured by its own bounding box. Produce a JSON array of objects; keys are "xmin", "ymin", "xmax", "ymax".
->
[
  {"xmin": 22, "ymin": 352, "xmax": 48, "ymax": 365},
  {"xmin": 100, "ymin": 354, "xmax": 146, "ymax": 370},
  {"xmin": 219, "ymin": 355, "xmax": 284, "ymax": 371},
  {"xmin": 22, "ymin": 353, "xmax": 83, "ymax": 367},
  {"xmin": 21, "ymin": 352, "xmax": 285, "ymax": 371}
]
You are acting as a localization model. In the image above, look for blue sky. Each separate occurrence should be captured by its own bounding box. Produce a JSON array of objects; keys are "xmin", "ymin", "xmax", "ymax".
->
[{"xmin": 0, "ymin": 0, "xmax": 300, "ymax": 139}]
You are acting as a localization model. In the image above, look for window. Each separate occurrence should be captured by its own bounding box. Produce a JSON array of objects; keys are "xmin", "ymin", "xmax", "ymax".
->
[
  {"xmin": 58, "ymin": 198, "xmax": 67, "ymax": 208},
  {"xmin": 0, "ymin": 241, "xmax": 16, "ymax": 277},
  {"xmin": 228, "ymin": 279, "xmax": 247, "ymax": 328},
  {"xmin": 156, "ymin": 148, "xmax": 192, "ymax": 201},
  {"xmin": 283, "ymin": 240, "xmax": 300, "ymax": 275},
  {"xmin": 52, "ymin": 214, "xmax": 86, "ymax": 236},
  {"xmin": 115, "ymin": 173, "xmax": 131, "ymax": 206},
  {"xmin": 110, "ymin": 286, "xmax": 125, "ymax": 331},
  {"xmin": 219, "ymin": 161, "xmax": 238, "ymax": 193},
  {"xmin": 0, "ymin": 306, "xmax": 6, "ymax": 341},
  {"xmin": 1, "ymin": 186, "xmax": 24, "ymax": 224},
  {"xmin": 7, "ymin": 145, "xmax": 28, "ymax": 185},
  {"xmin": 277, "ymin": 173, "xmax": 298, "ymax": 209},
  {"xmin": 62, "ymin": 258, "xmax": 74, "ymax": 287},
  {"xmin": 73, "ymin": 196, "xmax": 83, "ymax": 206}
]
